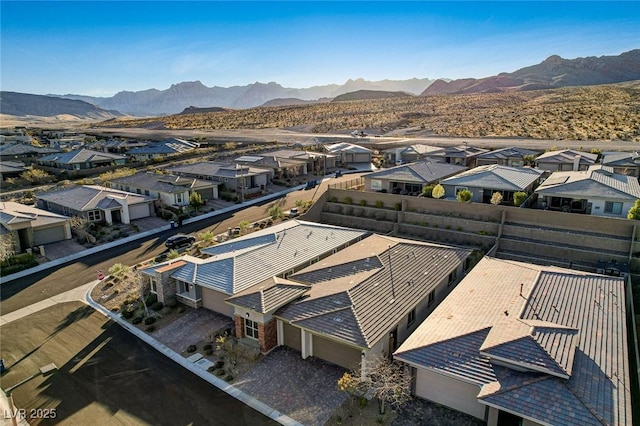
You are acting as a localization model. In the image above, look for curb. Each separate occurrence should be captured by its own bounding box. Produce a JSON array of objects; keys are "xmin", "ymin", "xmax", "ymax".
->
[
  {"xmin": 84, "ymin": 284, "xmax": 303, "ymax": 426},
  {"xmin": 1, "ymin": 184, "xmax": 307, "ymax": 284}
]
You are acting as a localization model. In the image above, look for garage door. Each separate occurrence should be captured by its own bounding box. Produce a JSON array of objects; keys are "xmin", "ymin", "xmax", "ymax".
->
[
  {"xmin": 282, "ymin": 322, "xmax": 301, "ymax": 352},
  {"xmin": 129, "ymin": 203, "xmax": 151, "ymax": 220},
  {"xmin": 415, "ymin": 368, "xmax": 485, "ymax": 419},
  {"xmin": 34, "ymin": 225, "xmax": 66, "ymax": 245},
  {"xmin": 312, "ymin": 335, "xmax": 361, "ymax": 370},
  {"xmin": 201, "ymin": 287, "xmax": 234, "ymax": 317},
  {"xmin": 195, "ymin": 188, "xmax": 214, "ymax": 202}
]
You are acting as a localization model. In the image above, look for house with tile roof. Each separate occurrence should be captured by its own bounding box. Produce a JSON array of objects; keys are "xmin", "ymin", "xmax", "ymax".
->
[
  {"xmin": 107, "ymin": 172, "xmax": 218, "ymax": 207},
  {"xmin": 363, "ymin": 160, "xmax": 467, "ymax": 194},
  {"xmin": 475, "ymin": 146, "xmax": 540, "ymax": 167},
  {"xmin": 0, "ymin": 201, "xmax": 71, "ymax": 252},
  {"xmin": 140, "ymin": 219, "xmax": 369, "ymax": 317},
  {"xmin": 382, "ymin": 144, "xmax": 444, "ymax": 166},
  {"xmin": 394, "ymin": 256, "xmax": 631, "ymax": 426},
  {"xmin": 36, "ymin": 148, "xmax": 127, "ymax": 170},
  {"xmin": 424, "ymin": 145, "xmax": 489, "ymax": 168},
  {"xmin": 0, "ymin": 143, "xmax": 60, "ymax": 165},
  {"xmin": 234, "ymin": 154, "xmax": 308, "ymax": 180},
  {"xmin": 534, "ymin": 164, "xmax": 640, "ymax": 216},
  {"xmin": 0, "ymin": 161, "xmax": 29, "ymax": 181},
  {"xmin": 166, "ymin": 161, "xmax": 271, "ymax": 196},
  {"xmin": 125, "ymin": 138, "xmax": 199, "ymax": 161},
  {"xmin": 601, "ymin": 151, "xmax": 640, "ymax": 177},
  {"xmin": 37, "ymin": 185, "xmax": 154, "ymax": 225},
  {"xmin": 535, "ymin": 149, "xmax": 598, "ymax": 172},
  {"xmin": 325, "ymin": 143, "xmax": 373, "ymax": 166},
  {"xmin": 439, "ymin": 165, "xmax": 546, "ymax": 204}
]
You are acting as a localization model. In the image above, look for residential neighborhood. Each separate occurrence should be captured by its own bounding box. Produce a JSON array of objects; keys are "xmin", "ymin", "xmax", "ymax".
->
[{"xmin": 1, "ymin": 128, "xmax": 639, "ymax": 426}]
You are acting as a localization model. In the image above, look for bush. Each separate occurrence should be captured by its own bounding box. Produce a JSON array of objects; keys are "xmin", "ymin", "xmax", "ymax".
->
[
  {"xmin": 165, "ymin": 295, "xmax": 178, "ymax": 307},
  {"xmin": 177, "ymin": 306, "xmax": 186, "ymax": 314},
  {"xmin": 225, "ymin": 374, "xmax": 234, "ymax": 382},
  {"xmin": 144, "ymin": 316, "xmax": 156, "ymax": 325},
  {"xmin": 328, "ymin": 196, "xmax": 337, "ymax": 202},
  {"xmin": 187, "ymin": 345, "xmax": 197, "ymax": 353},
  {"xmin": 205, "ymin": 349, "xmax": 213, "ymax": 356},
  {"xmin": 513, "ymin": 191, "xmax": 527, "ymax": 207},
  {"xmin": 456, "ymin": 189, "xmax": 473, "ymax": 203},
  {"xmin": 215, "ymin": 369, "xmax": 225, "ymax": 377},
  {"xmin": 422, "ymin": 184, "xmax": 435, "ymax": 198},
  {"xmin": 394, "ymin": 202, "xmax": 402, "ymax": 211},
  {"xmin": 375, "ymin": 200, "xmax": 384, "ymax": 208},
  {"xmin": 121, "ymin": 308, "xmax": 134, "ymax": 319},
  {"xmin": 161, "ymin": 306, "xmax": 172, "ymax": 315},
  {"xmin": 359, "ymin": 199, "xmax": 367, "ymax": 206},
  {"xmin": 132, "ymin": 316, "xmax": 143, "ymax": 324},
  {"xmin": 145, "ymin": 293, "xmax": 158, "ymax": 306},
  {"xmin": 203, "ymin": 344, "xmax": 213, "ymax": 351},
  {"xmin": 207, "ymin": 366, "xmax": 216, "ymax": 373},
  {"xmin": 343, "ymin": 197, "xmax": 352, "ymax": 205},
  {"xmin": 146, "ymin": 325, "xmax": 156, "ymax": 332},
  {"xmin": 151, "ymin": 301, "xmax": 164, "ymax": 311},
  {"xmin": 215, "ymin": 360, "xmax": 225, "ymax": 369}
]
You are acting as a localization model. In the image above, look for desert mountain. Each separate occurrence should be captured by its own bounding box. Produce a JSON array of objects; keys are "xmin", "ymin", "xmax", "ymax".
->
[
  {"xmin": 59, "ymin": 78, "xmax": 435, "ymax": 116},
  {"xmin": 0, "ymin": 91, "xmax": 122, "ymax": 119},
  {"xmin": 260, "ymin": 98, "xmax": 328, "ymax": 107},
  {"xmin": 422, "ymin": 49, "xmax": 640, "ymax": 95},
  {"xmin": 331, "ymin": 90, "xmax": 413, "ymax": 102},
  {"xmin": 178, "ymin": 106, "xmax": 228, "ymax": 115}
]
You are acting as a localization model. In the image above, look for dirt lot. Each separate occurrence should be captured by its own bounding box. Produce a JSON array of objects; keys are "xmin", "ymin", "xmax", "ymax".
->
[{"xmin": 0, "ymin": 302, "xmax": 277, "ymax": 426}]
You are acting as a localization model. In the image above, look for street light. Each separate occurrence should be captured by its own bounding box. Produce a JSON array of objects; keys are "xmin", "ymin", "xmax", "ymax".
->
[{"xmin": 3, "ymin": 363, "xmax": 57, "ymax": 426}]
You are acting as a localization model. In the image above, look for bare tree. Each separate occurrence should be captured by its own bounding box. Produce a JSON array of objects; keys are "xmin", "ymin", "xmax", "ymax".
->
[{"xmin": 0, "ymin": 234, "xmax": 15, "ymax": 264}]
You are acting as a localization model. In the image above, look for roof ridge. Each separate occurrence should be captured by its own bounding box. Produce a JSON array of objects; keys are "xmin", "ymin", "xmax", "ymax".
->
[
  {"xmin": 81, "ymin": 186, "xmax": 105, "ymax": 210},
  {"xmin": 480, "ymin": 374, "xmax": 552, "ymax": 398},
  {"xmin": 564, "ymin": 380, "xmax": 609, "ymax": 425}
]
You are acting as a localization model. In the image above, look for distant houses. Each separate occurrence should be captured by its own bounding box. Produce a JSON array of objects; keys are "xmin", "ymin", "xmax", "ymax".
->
[
  {"xmin": 363, "ymin": 160, "xmax": 467, "ymax": 194},
  {"xmin": 37, "ymin": 149, "xmax": 127, "ymax": 171}
]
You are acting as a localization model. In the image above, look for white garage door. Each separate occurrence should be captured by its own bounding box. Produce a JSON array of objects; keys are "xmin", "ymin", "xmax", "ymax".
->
[
  {"xmin": 34, "ymin": 225, "xmax": 66, "ymax": 245},
  {"xmin": 415, "ymin": 368, "xmax": 486, "ymax": 419},
  {"xmin": 129, "ymin": 203, "xmax": 151, "ymax": 220}
]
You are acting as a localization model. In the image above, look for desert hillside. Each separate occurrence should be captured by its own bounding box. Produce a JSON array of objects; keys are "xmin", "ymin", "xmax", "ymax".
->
[{"xmin": 108, "ymin": 81, "xmax": 640, "ymax": 142}]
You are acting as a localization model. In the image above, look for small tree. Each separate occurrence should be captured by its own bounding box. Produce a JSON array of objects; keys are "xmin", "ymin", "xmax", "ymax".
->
[
  {"xmin": 70, "ymin": 216, "xmax": 96, "ymax": 244},
  {"xmin": 513, "ymin": 191, "xmax": 527, "ymax": 207},
  {"xmin": 432, "ymin": 184, "xmax": 445, "ymax": 199},
  {"xmin": 198, "ymin": 230, "xmax": 215, "ymax": 244},
  {"xmin": 0, "ymin": 234, "xmax": 15, "ymax": 264},
  {"xmin": 456, "ymin": 189, "xmax": 472, "ymax": 203},
  {"xmin": 628, "ymin": 199, "xmax": 640, "ymax": 220},
  {"xmin": 167, "ymin": 249, "xmax": 181, "ymax": 260},
  {"xmin": 268, "ymin": 205, "xmax": 284, "ymax": 220},
  {"xmin": 360, "ymin": 356, "xmax": 412, "ymax": 415},
  {"xmin": 238, "ymin": 220, "xmax": 250, "ymax": 233},
  {"xmin": 189, "ymin": 192, "xmax": 204, "ymax": 213},
  {"xmin": 490, "ymin": 192, "xmax": 503, "ymax": 205},
  {"xmin": 421, "ymin": 184, "xmax": 435, "ymax": 198},
  {"xmin": 337, "ymin": 372, "xmax": 360, "ymax": 416},
  {"xmin": 108, "ymin": 263, "xmax": 130, "ymax": 278}
]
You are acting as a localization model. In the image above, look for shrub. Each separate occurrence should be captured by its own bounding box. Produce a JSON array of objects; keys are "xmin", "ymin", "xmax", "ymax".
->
[
  {"xmin": 145, "ymin": 293, "xmax": 158, "ymax": 306},
  {"xmin": 359, "ymin": 199, "xmax": 367, "ymax": 206},
  {"xmin": 513, "ymin": 191, "xmax": 527, "ymax": 207},
  {"xmin": 146, "ymin": 325, "xmax": 156, "ymax": 332},
  {"xmin": 375, "ymin": 200, "xmax": 384, "ymax": 208},
  {"xmin": 144, "ymin": 316, "xmax": 156, "ymax": 325},
  {"xmin": 187, "ymin": 345, "xmax": 197, "ymax": 353},
  {"xmin": 215, "ymin": 369, "xmax": 225, "ymax": 377},
  {"xmin": 132, "ymin": 316, "xmax": 143, "ymax": 324},
  {"xmin": 432, "ymin": 184, "xmax": 445, "ymax": 199},
  {"xmin": 151, "ymin": 301, "xmax": 164, "ymax": 311},
  {"xmin": 215, "ymin": 360, "xmax": 225, "ymax": 369},
  {"xmin": 203, "ymin": 344, "xmax": 213, "ymax": 351},
  {"xmin": 121, "ymin": 308, "xmax": 134, "ymax": 319},
  {"xmin": 422, "ymin": 184, "xmax": 435, "ymax": 198},
  {"xmin": 456, "ymin": 189, "xmax": 473, "ymax": 203},
  {"xmin": 343, "ymin": 197, "xmax": 352, "ymax": 205},
  {"xmin": 225, "ymin": 374, "xmax": 234, "ymax": 382},
  {"xmin": 205, "ymin": 349, "xmax": 213, "ymax": 356},
  {"xmin": 394, "ymin": 202, "xmax": 402, "ymax": 211},
  {"xmin": 177, "ymin": 306, "xmax": 186, "ymax": 314},
  {"xmin": 207, "ymin": 366, "xmax": 216, "ymax": 373},
  {"xmin": 328, "ymin": 196, "xmax": 337, "ymax": 202},
  {"xmin": 161, "ymin": 306, "xmax": 172, "ymax": 315}
]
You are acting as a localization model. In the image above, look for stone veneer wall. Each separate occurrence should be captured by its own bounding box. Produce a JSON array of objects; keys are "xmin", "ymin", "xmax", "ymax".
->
[
  {"xmin": 157, "ymin": 269, "xmax": 177, "ymax": 304},
  {"xmin": 258, "ymin": 319, "xmax": 278, "ymax": 354},
  {"xmin": 234, "ymin": 315, "xmax": 244, "ymax": 339}
]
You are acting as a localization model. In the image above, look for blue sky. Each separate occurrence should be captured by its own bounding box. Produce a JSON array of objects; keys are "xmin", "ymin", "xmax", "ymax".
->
[{"xmin": 1, "ymin": 1, "xmax": 638, "ymax": 97}]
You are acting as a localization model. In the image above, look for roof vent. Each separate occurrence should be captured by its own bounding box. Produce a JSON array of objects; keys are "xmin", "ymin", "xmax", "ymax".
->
[
  {"xmin": 333, "ymin": 300, "xmax": 342, "ymax": 305},
  {"xmin": 333, "ymin": 317, "xmax": 343, "ymax": 323}
]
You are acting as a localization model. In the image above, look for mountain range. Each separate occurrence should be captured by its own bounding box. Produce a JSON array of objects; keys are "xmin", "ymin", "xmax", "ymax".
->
[{"xmin": 1, "ymin": 50, "xmax": 639, "ymax": 120}]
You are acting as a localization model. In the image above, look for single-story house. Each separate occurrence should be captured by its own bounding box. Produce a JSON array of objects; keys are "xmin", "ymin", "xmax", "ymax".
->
[
  {"xmin": 140, "ymin": 220, "xmax": 369, "ymax": 314},
  {"xmin": 37, "ymin": 185, "xmax": 154, "ymax": 225},
  {"xmin": 475, "ymin": 147, "xmax": 540, "ymax": 167},
  {"xmin": 424, "ymin": 145, "xmax": 488, "ymax": 168},
  {"xmin": 0, "ymin": 201, "xmax": 72, "ymax": 252},
  {"xmin": 260, "ymin": 149, "xmax": 337, "ymax": 174},
  {"xmin": 234, "ymin": 154, "xmax": 308, "ymax": 180},
  {"xmin": 89, "ymin": 138, "xmax": 147, "ymax": 154},
  {"xmin": 167, "ymin": 161, "xmax": 271, "ymax": 195},
  {"xmin": 534, "ymin": 164, "xmax": 640, "ymax": 217},
  {"xmin": 36, "ymin": 149, "xmax": 127, "ymax": 170},
  {"xmin": 325, "ymin": 143, "xmax": 373, "ymax": 166},
  {"xmin": 0, "ymin": 143, "xmax": 60, "ymax": 165},
  {"xmin": 363, "ymin": 160, "xmax": 467, "ymax": 194},
  {"xmin": 394, "ymin": 256, "xmax": 631, "ymax": 426},
  {"xmin": 267, "ymin": 235, "xmax": 472, "ymax": 373},
  {"xmin": 601, "ymin": 151, "xmax": 640, "ymax": 177},
  {"xmin": 125, "ymin": 138, "xmax": 199, "ymax": 161},
  {"xmin": 535, "ymin": 149, "xmax": 598, "ymax": 172},
  {"xmin": 107, "ymin": 172, "xmax": 218, "ymax": 207},
  {"xmin": 0, "ymin": 161, "xmax": 28, "ymax": 181},
  {"xmin": 383, "ymin": 144, "xmax": 444, "ymax": 166},
  {"xmin": 439, "ymin": 165, "xmax": 546, "ymax": 204}
]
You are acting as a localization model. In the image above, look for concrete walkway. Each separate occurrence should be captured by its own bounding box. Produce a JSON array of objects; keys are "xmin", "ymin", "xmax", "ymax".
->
[{"xmin": 0, "ymin": 281, "xmax": 303, "ymax": 426}]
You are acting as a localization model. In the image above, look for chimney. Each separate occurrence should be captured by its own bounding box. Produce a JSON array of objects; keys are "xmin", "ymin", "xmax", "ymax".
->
[{"xmin": 573, "ymin": 154, "xmax": 581, "ymax": 171}]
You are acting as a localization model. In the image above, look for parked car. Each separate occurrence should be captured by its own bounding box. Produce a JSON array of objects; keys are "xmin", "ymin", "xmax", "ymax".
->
[
  {"xmin": 165, "ymin": 234, "xmax": 196, "ymax": 249},
  {"xmin": 286, "ymin": 208, "xmax": 299, "ymax": 218},
  {"xmin": 304, "ymin": 180, "xmax": 318, "ymax": 190}
]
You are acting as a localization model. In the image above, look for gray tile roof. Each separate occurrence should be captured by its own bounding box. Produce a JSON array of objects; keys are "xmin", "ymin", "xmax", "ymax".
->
[
  {"xmin": 37, "ymin": 185, "xmax": 154, "ymax": 211},
  {"xmin": 325, "ymin": 143, "xmax": 372, "ymax": 154},
  {"xmin": 0, "ymin": 161, "xmax": 28, "ymax": 174},
  {"xmin": 364, "ymin": 160, "xmax": 467, "ymax": 184},
  {"xmin": 275, "ymin": 235, "xmax": 472, "ymax": 349},
  {"xmin": 440, "ymin": 165, "xmax": 544, "ymax": 191},
  {"xmin": 110, "ymin": 172, "xmax": 215, "ymax": 193},
  {"xmin": 394, "ymin": 257, "xmax": 631, "ymax": 426},
  {"xmin": 536, "ymin": 149, "xmax": 598, "ymax": 164},
  {"xmin": 476, "ymin": 146, "xmax": 540, "ymax": 160},
  {"xmin": 226, "ymin": 277, "xmax": 311, "ymax": 314},
  {"xmin": 602, "ymin": 152, "xmax": 640, "ymax": 168},
  {"xmin": 535, "ymin": 165, "xmax": 640, "ymax": 199},
  {"xmin": 166, "ymin": 220, "xmax": 368, "ymax": 295},
  {"xmin": 167, "ymin": 161, "xmax": 272, "ymax": 178},
  {"xmin": 0, "ymin": 201, "xmax": 69, "ymax": 227},
  {"xmin": 38, "ymin": 148, "xmax": 126, "ymax": 164},
  {"xmin": 0, "ymin": 143, "xmax": 59, "ymax": 156},
  {"xmin": 443, "ymin": 145, "xmax": 488, "ymax": 158},
  {"xmin": 126, "ymin": 138, "xmax": 197, "ymax": 155}
]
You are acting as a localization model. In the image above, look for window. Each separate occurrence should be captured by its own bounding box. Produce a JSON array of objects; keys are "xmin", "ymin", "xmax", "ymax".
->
[
  {"xmin": 407, "ymin": 309, "xmax": 416, "ymax": 328},
  {"xmin": 604, "ymin": 201, "xmax": 623, "ymax": 215},
  {"xmin": 448, "ymin": 269, "xmax": 457, "ymax": 286},
  {"xmin": 245, "ymin": 319, "xmax": 259, "ymax": 340},
  {"xmin": 427, "ymin": 290, "xmax": 435, "ymax": 306},
  {"xmin": 150, "ymin": 277, "xmax": 157, "ymax": 293},
  {"xmin": 176, "ymin": 193, "xmax": 183, "ymax": 204},
  {"xmin": 144, "ymin": 190, "xmax": 150, "ymax": 196},
  {"xmin": 87, "ymin": 210, "xmax": 101, "ymax": 221},
  {"xmin": 136, "ymin": 188, "xmax": 141, "ymax": 194}
]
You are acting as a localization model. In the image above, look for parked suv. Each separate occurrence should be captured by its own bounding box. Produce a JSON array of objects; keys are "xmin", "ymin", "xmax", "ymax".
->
[{"xmin": 165, "ymin": 234, "xmax": 196, "ymax": 249}]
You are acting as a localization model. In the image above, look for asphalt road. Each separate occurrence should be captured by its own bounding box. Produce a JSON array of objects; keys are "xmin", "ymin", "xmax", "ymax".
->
[
  {"xmin": 0, "ymin": 302, "xmax": 278, "ymax": 426},
  {"xmin": 0, "ymin": 175, "xmax": 353, "ymax": 315}
]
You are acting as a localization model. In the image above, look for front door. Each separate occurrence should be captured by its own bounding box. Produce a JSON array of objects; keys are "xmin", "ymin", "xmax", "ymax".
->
[
  {"xmin": 388, "ymin": 327, "xmax": 398, "ymax": 356},
  {"xmin": 111, "ymin": 209, "xmax": 122, "ymax": 224}
]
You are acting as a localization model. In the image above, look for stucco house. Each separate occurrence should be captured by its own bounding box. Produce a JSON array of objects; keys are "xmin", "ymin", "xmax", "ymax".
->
[
  {"xmin": 535, "ymin": 149, "xmax": 598, "ymax": 172},
  {"xmin": 125, "ymin": 138, "xmax": 199, "ymax": 161},
  {"xmin": 234, "ymin": 154, "xmax": 307, "ymax": 180},
  {"xmin": 534, "ymin": 164, "xmax": 640, "ymax": 216},
  {"xmin": 439, "ymin": 165, "xmax": 546, "ymax": 204},
  {"xmin": 36, "ymin": 149, "xmax": 127, "ymax": 170},
  {"xmin": 363, "ymin": 160, "xmax": 467, "ymax": 194},
  {"xmin": 601, "ymin": 151, "xmax": 640, "ymax": 177},
  {"xmin": 37, "ymin": 185, "xmax": 154, "ymax": 225},
  {"xmin": 0, "ymin": 143, "xmax": 60, "ymax": 165},
  {"xmin": 167, "ymin": 161, "xmax": 271, "ymax": 196},
  {"xmin": 107, "ymin": 172, "xmax": 218, "ymax": 207},
  {"xmin": 475, "ymin": 147, "xmax": 539, "ymax": 167},
  {"xmin": 0, "ymin": 201, "xmax": 72, "ymax": 252},
  {"xmin": 0, "ymin": 161, "xmax": 28, "ymax": 181},
  {"xmin": 325, "ymin": 143, "xmax": 372, "ymax": 166},
  {"xmin": 424, "ymin": 145, "xmax": 488, "ymax": 168},
  {"xmin": 394, "ymin": 256, "xmax": 631, "ymax": 426},
  {"xmin": 383, "ymin": 144, "xmax": 444, "ymax": 166}
]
